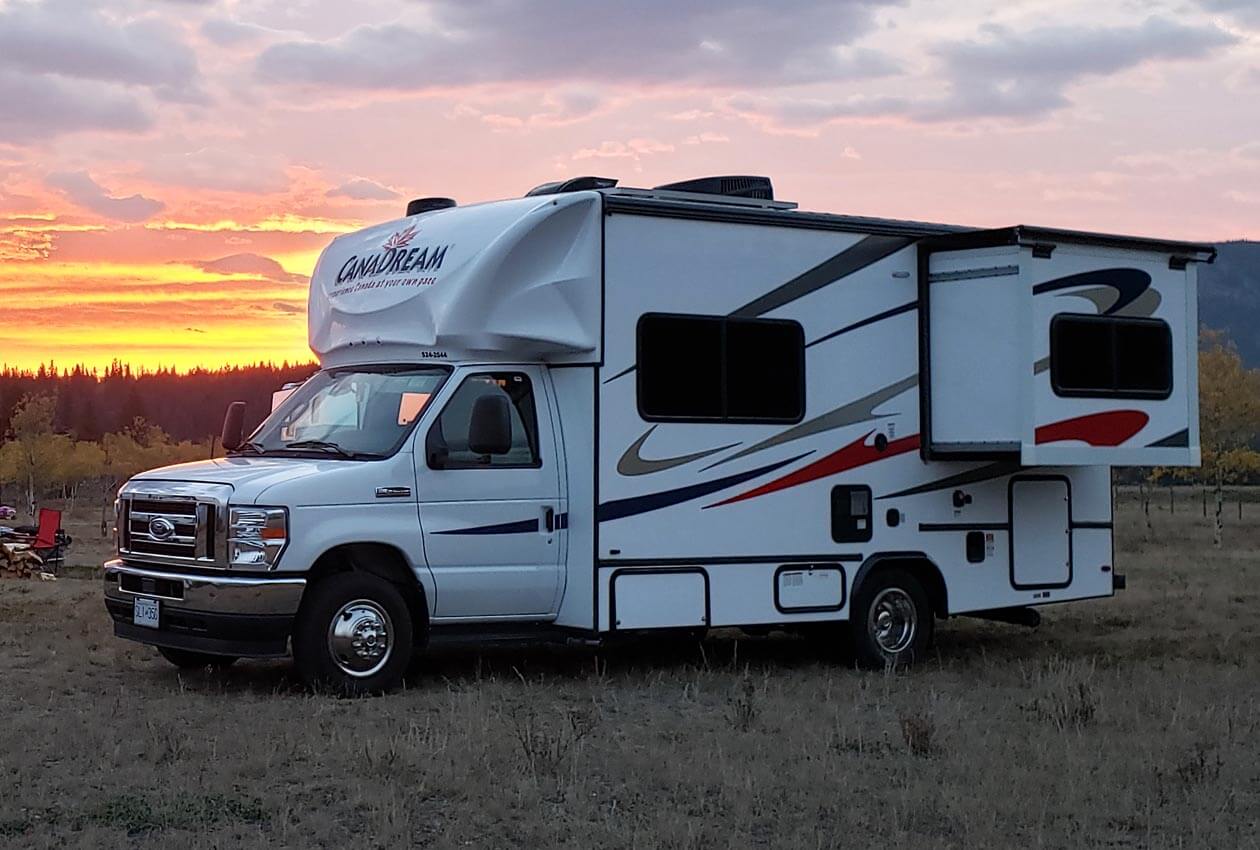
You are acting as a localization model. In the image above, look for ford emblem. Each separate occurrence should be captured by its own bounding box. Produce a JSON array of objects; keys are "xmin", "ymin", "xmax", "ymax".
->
[{"xmin": 148, "ymin": 516, "xmax": 176, "ymax": 541}]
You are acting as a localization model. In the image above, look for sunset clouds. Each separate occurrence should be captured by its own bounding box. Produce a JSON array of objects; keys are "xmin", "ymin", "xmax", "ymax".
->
[{"xmin": 0, "ymin": 0, "xmax": 1257, "ymax": 371}]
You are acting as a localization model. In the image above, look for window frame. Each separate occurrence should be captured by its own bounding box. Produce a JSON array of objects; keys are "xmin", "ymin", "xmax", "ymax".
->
[
  {"xmin": 635, "ymin": 312, "xmax": 807, "ymax": 425},
  {"xmin": 425, "ymin": 371, "xmax": 544, "ymax": 470},
  {"xmin": 1049, "ymin": 313, "xmax": 1174, "ymax": 401}
]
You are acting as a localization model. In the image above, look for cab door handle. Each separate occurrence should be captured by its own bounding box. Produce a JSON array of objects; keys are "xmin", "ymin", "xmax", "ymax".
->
[{"xmin": 541, "ymin": 506, "xmax": 555, "ymax": 534}]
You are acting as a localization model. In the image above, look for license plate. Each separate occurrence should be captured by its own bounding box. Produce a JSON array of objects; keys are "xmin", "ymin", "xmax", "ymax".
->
[{"xmin": 133, "ymin": 597, "xmax": 160, "ymax": 629}]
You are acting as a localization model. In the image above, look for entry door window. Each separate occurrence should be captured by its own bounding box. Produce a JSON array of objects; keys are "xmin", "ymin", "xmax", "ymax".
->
[{"xmin": 426, "ymin": 373, "xmax": 541, "ymax": 469}]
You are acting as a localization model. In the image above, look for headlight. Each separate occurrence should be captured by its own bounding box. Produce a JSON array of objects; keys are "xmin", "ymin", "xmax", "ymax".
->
[{"xmin": 227, "ymin": 507, "xmax": 288, "ymax": 568}]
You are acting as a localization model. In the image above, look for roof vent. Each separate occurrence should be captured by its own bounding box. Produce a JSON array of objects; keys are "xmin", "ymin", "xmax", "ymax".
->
[
  {"xmin": 406, "ymin": 197, "xmax": 457, "ymax": 216},
  {"xmin": 525, "ymin": 176, "xmax": 618, "ymax": 197},
  {"xmin": 653, "ymin": 175, "xmax": 774, "ymax": 200}
]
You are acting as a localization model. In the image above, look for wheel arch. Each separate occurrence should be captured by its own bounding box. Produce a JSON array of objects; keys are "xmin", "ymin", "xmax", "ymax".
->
[
  {"xmin": 304, "ymin": 542, "xmax": 430, "ymax": 642},
  {"xmin": 852, "ymin": 551, "xmax": 948, "ymax": 619}
]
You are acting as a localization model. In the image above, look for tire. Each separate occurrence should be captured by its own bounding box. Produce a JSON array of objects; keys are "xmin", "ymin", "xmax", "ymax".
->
[
  {"xmin": 850, "ymin": 568, "xmax": 933, "ymax": 670},
  {"xmin": 293, "ymin": 571, "xmax": 414, "ymax": 696},
  {"xmin": 157, "ymin": 646, "xmax": 238, "ymax": 670}
]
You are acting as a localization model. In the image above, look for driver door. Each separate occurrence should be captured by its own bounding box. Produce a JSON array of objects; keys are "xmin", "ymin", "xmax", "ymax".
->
[{"xmin": 417, "ymin": 368, "xmax": 565, "ymax": 619}]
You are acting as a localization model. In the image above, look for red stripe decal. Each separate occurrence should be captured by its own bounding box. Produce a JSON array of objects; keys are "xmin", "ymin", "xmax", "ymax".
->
[
  {"xmin": 707, "ymin": 431, "xmax": 920, "ymax": 508},
  {"xmin": 709, "ymin": 410, "xmax": 1146, "ymax": 510},
  {"xmin": 1033, "ymin": 410, "xmax": 1148, "ymax": 446}
]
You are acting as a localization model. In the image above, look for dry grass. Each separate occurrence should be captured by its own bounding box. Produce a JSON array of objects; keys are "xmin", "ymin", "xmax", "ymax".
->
[{"xmin": 1, "ymin": 503, "xmax": 1259, "ymax": 848}]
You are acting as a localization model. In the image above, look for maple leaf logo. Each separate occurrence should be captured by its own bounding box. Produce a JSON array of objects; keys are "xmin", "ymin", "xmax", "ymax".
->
[{"xmin": 382, "ymin": 224, "xmax": 418, "ymax": 250}]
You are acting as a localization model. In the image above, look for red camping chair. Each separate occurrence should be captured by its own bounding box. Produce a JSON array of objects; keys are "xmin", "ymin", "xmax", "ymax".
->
[{"xmin": 7, "ymin": 508, "xmax": 68, "ymax": 571}]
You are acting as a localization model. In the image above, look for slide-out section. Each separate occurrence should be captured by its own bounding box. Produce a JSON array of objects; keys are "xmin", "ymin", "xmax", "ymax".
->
[{"xmin": 923, "ymin": 227, "xmax": 1212, "ymax": 467}]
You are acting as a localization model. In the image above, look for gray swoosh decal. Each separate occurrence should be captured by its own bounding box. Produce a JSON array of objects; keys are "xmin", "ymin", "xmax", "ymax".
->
[
  {"xmin": 704, "ymin": 374, "xmax": 919, "ymax": 470},
  {"xmin": 1054, "ymin": 285, "xmax": 1160, "ymax": 318},
  {"xmin": 1116, "ymin": 287, "xmax": 1160, "ymax": 318},
  {"xmin": 617, "ymin": 425, "xmax": 740, "ymax": 476},
  {"xmin": 729, "ymin": 235, "xmax": 915, "ymax": 319}
]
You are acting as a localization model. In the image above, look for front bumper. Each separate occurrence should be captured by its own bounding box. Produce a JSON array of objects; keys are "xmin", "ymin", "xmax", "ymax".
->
[{"xmin": 103, "ymin": 559, "xmax": 306, "ymax": 657}]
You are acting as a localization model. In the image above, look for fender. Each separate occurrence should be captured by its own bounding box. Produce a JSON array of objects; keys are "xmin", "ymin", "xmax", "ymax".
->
[{"xmin": 850, "ymin": 550, "xmax": 948, "ymax": 617}]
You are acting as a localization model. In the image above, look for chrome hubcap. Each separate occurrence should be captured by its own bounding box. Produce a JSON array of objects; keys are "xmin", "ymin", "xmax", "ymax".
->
[
  {"xmin": 327, "ymin": 599, "xmax": 393, "ymax": 678},
  {"xmin": 868, "ymin": 588, "xmax": 917, "ymax": 655}
]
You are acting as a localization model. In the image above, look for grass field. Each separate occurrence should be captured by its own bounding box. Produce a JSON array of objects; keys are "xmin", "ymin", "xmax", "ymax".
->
[{"xmin": 1, "ymin": 501, "xmax": 1258, "ymax": 848}]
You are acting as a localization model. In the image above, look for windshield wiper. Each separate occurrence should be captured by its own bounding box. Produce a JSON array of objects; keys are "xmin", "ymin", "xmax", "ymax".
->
[
  {"xmin": 282, "ymin": 439, "xmax": 382, "ymax": 459},
  {"xmin": 229, "ymin": 440, "xmax": 266, "ymax": 455}
]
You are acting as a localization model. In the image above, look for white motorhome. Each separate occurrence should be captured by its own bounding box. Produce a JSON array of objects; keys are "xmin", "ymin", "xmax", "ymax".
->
[{"xmin": 103, "ymin": 176, "xmax": 1213, "ymax": 693}]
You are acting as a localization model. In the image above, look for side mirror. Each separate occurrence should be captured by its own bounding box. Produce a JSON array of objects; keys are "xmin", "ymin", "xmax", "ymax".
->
[
  {"xmin": 221, "ymin": 401, "xmax": 247, "ymax": 451},
  {"xmin": 467, "ymin": 395, "xmax": 512, "ymax": 456}
]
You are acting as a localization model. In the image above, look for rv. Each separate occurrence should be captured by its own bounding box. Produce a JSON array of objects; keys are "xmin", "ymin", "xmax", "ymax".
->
[{"xmin": 103, "ymin": 176, "xmax": 1213, "ymax": 693}]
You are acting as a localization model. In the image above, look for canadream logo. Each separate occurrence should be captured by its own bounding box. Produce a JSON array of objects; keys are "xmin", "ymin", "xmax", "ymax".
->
[
  {"xmin": 335, "ymin": 224, "xmax": 450, "ymax": 284},
  {"xmin": 382, "ymin": 225, "xmax": 418, "ymax": 250}
]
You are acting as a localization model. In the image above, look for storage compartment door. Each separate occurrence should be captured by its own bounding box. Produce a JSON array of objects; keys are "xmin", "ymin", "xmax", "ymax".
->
[
  {"xmin": 610, "ymin": 569, "xmax": 709, "ymax": 631},
  {"xmin": 1010, "ymin": 478, "xmax": 1071, "ymax": 589}
]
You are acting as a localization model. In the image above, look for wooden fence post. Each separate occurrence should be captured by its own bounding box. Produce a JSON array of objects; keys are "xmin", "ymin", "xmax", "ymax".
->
[
  {"xmin": 1214, "ymin": 469, "xmax": 1223, "ymax": 549},
  {"xmin": 1169, "ymin": 487, "xmax": 1175, "ymax": 515}
]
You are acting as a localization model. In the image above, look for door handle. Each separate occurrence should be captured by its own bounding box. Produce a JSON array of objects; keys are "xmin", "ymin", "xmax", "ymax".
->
[{"xmin": 542, "ymin": 506, "xmax": 555, "ymax": 534}]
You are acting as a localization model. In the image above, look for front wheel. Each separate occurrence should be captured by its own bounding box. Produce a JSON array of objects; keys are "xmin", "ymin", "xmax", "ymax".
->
[
  {"xmin": 293, "ymin": 571, "xmax": 414, "ymax": 696},
  {"xmin": 850, "ymin": 568, "xmax": 933, "ymax": 670}
]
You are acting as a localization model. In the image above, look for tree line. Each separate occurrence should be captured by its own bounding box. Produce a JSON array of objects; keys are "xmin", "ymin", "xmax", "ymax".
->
[
  {"xmin": 0, "ymin": 360, "xmax": 316, "ymax": 444},
  {"xmin": 0, "ymin": 361, "xmax": 315, "ymax": 523}
]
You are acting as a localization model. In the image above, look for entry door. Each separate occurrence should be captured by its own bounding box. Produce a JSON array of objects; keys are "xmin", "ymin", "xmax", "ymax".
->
[
  {"xmin": 1010, "ymin": 477, "xmax": 1072, "ymax": 589},
  {"xmin": 418, "ymin": 368, "xmax": 564, "ymax": 619}
]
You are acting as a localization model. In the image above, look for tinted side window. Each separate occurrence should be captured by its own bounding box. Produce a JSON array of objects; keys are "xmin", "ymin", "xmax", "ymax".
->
[
  {"xmin": 427, "ymin": 373, "xmax": 540, "ymax": 469},
  {"xmin": 638, "ymin": 315, "xmax": 723, "ymax": 419},
  {"xmin": 725, "ymin": 318, "xmax": 805, "ymax": 421},
  {"xmin": 1050, "ymin": 314, "xmax": 1172, "ymax": 399},
  {"xmin": 637, "ymin": 313, "xmax": 805, "ymax": 423}
]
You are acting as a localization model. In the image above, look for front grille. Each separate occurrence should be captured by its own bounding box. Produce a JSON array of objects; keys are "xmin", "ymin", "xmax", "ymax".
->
[{"xmin": 121, "ymin": 496, "xmax": 220, "ymax": 565}]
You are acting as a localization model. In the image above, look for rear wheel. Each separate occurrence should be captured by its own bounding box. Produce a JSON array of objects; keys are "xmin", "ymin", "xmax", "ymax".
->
[
  {"xmin": 850, "ymin": 568, "xmax": 933, "ymax": 669},
  {"xmin": 293, "ymin": 571, "xmax": 414, "ymax": 696},
  {"xmin": 157, "ymin": 646, "xmax": 238, "ymax": 670}
]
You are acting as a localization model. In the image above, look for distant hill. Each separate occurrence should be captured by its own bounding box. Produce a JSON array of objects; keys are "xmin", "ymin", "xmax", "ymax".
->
[{"xmin": 1200, "ymin": 241, "xmax": 1260, "ymax": 368}]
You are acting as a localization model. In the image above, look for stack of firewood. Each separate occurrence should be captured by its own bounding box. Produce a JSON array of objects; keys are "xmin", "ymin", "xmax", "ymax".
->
[{"xmin": 0, "ymin": 542, "xmax": 50, "ymax": 579}]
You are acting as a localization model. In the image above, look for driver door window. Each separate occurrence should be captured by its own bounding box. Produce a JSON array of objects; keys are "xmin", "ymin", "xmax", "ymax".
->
[{"xmin": 426, "ymin": 373, "xmax": 541, "ymax": 469}]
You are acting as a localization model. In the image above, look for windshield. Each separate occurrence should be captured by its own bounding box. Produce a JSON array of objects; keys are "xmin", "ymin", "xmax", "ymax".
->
[{"xmin": 242, "ymin": 366, "xmax": 449, "ymax": 458}]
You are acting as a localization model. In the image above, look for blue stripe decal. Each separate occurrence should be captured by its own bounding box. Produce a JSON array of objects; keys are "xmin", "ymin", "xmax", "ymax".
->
[
  {"xmin": 806, "ymin": 301, "xmax": 917, "ymax": 349},
  {"xmin": 434, "ymin": 518, "xmax": 539, "ymax": 536},
  {"xmin": 597, "ymin": 453, "xmax": 811, "ymax": 523},
  {"xmin": 433, "ymin": 511, "xmax": 570, "ymax": 536}
]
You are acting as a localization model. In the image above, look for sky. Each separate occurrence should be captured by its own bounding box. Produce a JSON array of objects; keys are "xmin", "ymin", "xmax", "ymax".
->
[{"xmin": 0, "ymin": 0, "xmax": 1257, "ymax": 372}]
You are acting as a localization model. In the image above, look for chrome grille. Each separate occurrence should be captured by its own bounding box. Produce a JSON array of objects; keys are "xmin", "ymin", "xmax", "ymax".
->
[{"xmin": 119, "ymin": 492, "xmax": 225, "ymax": 566}]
